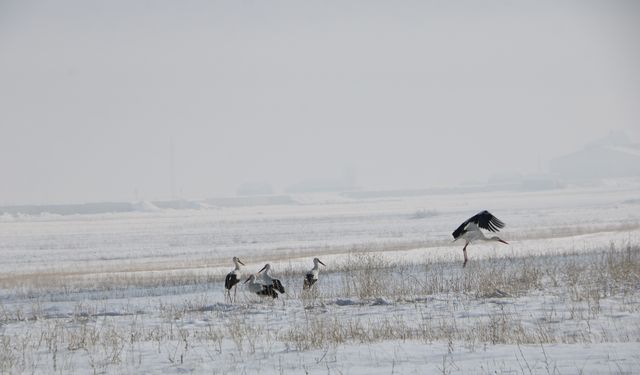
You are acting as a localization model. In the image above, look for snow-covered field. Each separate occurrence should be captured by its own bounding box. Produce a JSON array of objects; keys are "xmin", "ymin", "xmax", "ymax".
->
[{"xmin": 1, "ymin": 181, "xmax": 639, "ymax": 374}]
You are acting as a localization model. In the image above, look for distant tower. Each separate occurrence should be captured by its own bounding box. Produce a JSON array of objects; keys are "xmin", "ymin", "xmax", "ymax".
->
[{"xmin": 170, "ymin": 137, "xmax": 176, "ymax": 200}]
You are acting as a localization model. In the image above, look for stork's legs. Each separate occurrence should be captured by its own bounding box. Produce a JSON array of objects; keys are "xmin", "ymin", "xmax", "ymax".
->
[
  {"xmin": 225, "ymin": 286, "xmax": 238, "ymax": 303},
  {"xmin": 462, "ymin": 242, "xmax": 469, "ymax": 268}
]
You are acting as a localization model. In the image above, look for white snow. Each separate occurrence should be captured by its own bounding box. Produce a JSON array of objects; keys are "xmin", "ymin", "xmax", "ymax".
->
[{"xmin": 0, "ymin": 181, "xmax": 639, "ymax": 374}]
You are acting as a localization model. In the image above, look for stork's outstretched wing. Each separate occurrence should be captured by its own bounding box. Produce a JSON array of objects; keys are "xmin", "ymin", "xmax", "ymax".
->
[{"xmin": 452, "ymin": 210, "xmax": 505, "ymax": 239}]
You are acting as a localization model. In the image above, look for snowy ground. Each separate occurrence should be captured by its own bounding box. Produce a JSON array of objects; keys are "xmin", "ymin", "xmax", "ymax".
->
[{"xmin": 1, "ymin": 181, "xmax": 639, "ymax": 374}]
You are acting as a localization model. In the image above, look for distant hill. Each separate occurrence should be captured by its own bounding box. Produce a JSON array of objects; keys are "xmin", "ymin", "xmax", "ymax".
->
[
  {"xmin": 0, "ymin": 196, "xmax": 296, "ymax": 217},
  {"xmin": 550, "ymin": 131, "xmax": 640, "ymax": 181}
]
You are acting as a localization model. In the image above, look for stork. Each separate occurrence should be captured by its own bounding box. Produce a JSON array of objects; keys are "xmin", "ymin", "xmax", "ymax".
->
[
  {"xmin": 258, "ymin": 263, "xmax": 285, "ymax": 294},
  {"xmin": 452, "ymin": 210, "xmax": 508, "ymax": 267},
  {"xmin": 224, "ymin": 257, "xmax": 245, "ymax": 302},
  {"xmin": 244, "ymin": 275, "xmax": 278, "ymax": 299},
  {"xmin": 303, "ymin": 257, "xmax": 326, "ymax": 290}
]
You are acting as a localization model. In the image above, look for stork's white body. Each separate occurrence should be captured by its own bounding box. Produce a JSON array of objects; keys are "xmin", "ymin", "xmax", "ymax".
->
[
  {"xmin": 244, "ymin": 275, "xmax": 263, "ymax": 294},
  {"xmin": 307, "ymin": 267, "xmax": 319, "ymax": 281},
  {"xmin": 244, "ymin": 275, "xmax": 278, "ymax": 298},
  {"xmin": 457, "ymin": 223, "xmax": 490, "ymax": 243},
  {"xmin": 259, "ymin": 263, "xmax": 274, "ymax": 285},
  {"xmin": 303, "ymin": 257, "xmax": 326, "ymax": 290},
  {"xmin": 258, "ymin": 263, "xmax": 285, "ymax": 294},
  {"xmin": 224, "ymin": 257, "xmax": 245, "ymax": 302}
]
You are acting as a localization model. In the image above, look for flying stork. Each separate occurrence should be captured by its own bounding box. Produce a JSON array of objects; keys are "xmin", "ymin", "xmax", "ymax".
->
[
  {"xmin": 244, "ymin": 274, "xmax": 278, "ymax": 299},
  {"xmin": 258, "ymin": 263, "xmax": 285, "ymax": 294},
  {"xmin": 303, "ymin": 257, "xmax": 326, "ymax": 290},
  {"xmin": 224, "ymin": 257, "xmax": 245, "ymax": 302},
  {"xmin": 452, "ymin": 210, "xmax": 508, "ymax": 267}
]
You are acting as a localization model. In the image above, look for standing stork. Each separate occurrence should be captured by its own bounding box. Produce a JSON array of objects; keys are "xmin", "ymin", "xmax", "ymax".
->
[
  {"xmin": 303, "ymin": 257, "xmax": 326, "ymax": 290},
  {"xmin": 244, "ymin": 275, "xmax": 278, "ymax": 298},
  {"xmin": 224, "ymin": 257, "xmax": 245, "ymax": 302},
  {"xmin": 258, "ymin": 263, "xmax": 285, "ymax": 294},
  {"xmin": 452, "ymin": 210, "xmax": 508, "ymax": 267}
]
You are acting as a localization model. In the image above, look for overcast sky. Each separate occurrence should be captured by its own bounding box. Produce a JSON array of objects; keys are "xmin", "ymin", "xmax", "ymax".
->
[{"xmin": 1, "ymin": 0, "xmax": 639, "ymax": 205}]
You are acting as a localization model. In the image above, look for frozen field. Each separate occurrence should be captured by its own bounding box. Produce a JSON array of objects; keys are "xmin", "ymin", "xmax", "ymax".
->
[{"xmin": 1, "ymin": 182, "xmax": 639, "ymax": 374}]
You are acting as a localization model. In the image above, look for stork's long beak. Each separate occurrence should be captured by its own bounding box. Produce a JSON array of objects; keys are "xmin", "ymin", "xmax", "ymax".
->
[
  {"xmin": 318, "ymin": 260, "xmax": 326, "ymax": 266},
  {"xmin": 258, "ymin": 264, "xmax": 267, "ymax": 273},
  {"xmin": 238, "ymin": 259, "xmax": 245, "ymax": 266},
  {"xmin": 244, "ymin": 277, "xmax": 251, "ymax": 284},
  {"xmin": 498, "ymin": 238, "xmax": 509, "ymax": 245}
]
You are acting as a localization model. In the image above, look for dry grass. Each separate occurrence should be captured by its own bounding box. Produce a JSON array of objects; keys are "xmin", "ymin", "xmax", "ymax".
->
[{"xmin": 0, "ymin": 243, "xmax": 638, "ymax": 373}]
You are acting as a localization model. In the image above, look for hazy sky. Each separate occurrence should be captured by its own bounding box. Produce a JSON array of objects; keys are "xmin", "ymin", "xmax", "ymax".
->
[{"xmin": 1, "ymin": 0, "xmax": 639, "ymax": 205}]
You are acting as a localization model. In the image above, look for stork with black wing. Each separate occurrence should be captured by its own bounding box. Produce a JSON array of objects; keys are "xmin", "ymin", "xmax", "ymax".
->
[{"xmin": 452, "ymin": 210, "xmax": 508, "ymax": 267}]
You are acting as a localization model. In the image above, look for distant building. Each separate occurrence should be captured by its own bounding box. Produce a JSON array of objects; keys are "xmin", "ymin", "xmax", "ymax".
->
[{"xmin": 549, "ymin": 131, "xmax": 640, "ymax": 180}]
